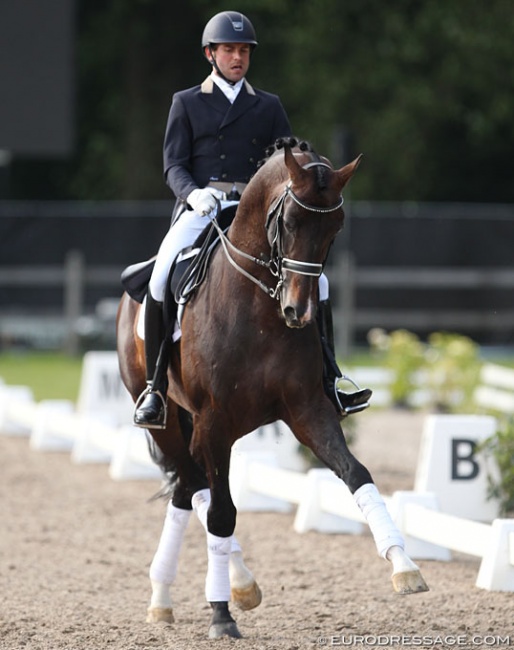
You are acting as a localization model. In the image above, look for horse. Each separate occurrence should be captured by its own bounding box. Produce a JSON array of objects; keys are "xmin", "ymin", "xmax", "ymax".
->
[{"xmin": 116, "ymin": 138, "xmax": 428, "ymax": 640}]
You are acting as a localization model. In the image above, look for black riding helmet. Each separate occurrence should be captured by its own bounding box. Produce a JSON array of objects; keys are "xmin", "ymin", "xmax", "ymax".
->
[
  {"xmin": 202, "ymin": 11, "xmax": 258, "ymax": 84},
  {"xmin": 202, "ymin": 11, "xmax": 258, "ymax": 48}
]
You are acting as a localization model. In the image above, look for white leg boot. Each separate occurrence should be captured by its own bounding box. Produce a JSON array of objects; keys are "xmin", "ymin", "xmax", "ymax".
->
[
  {"xmin": 354, "ymin": 483, "xmax": 429, "ymax": 594},
  {"xmin": 147, "ymin": 502, "xmax": 191, "ymax": 622}
]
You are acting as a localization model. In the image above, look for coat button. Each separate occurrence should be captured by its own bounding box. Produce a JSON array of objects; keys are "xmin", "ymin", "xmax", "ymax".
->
[{"xmin": 220, "ymin": 154, "xmax": 226, "ymax": 160}]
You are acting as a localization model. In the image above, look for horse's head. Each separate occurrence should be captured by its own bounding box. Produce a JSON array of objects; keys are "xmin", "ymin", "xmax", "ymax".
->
[{"xmin": 265, "ymin": 142, "xmax": 362, "ymax": 328}]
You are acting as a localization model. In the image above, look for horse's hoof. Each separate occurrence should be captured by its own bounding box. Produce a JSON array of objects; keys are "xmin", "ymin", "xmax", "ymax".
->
[
  {"xmin": 231, "ymin": 580, "xmax": 262, "ymax": 611},
  {"xmin": 392, "ymin": 569, "xmax": 429, "ymax": 595},
  {"xmin": 146, "ymin": 607, "xmax": 174, "ymax": 624},
  {"xmin": 208, "ymin": 621, "xmax": 242, "ymax": 639}
]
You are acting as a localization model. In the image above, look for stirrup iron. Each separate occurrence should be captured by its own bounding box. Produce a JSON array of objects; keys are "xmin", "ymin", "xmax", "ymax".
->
[
  {"xmin": 334, "ymin": 374, "xmax": 372, "ymax": 416},
  {"xmin": 133, "ymin": 385, "xmax": 168, "ymax": 429}
]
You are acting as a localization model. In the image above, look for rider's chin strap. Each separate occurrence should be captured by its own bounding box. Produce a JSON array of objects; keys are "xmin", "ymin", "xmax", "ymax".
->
[{"xmin": 207, "ymin": 45, "xmax": 236, "ymax": 86}]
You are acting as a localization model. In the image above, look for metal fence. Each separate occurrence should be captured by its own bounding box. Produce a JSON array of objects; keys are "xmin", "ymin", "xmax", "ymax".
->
[{"xmin": 1, "ymin": 200, "xmax": 514, "ymax": 353}]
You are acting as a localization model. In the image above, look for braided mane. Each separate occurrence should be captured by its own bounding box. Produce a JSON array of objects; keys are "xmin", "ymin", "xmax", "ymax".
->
[
  {"xmin": 257, "ymin": 137, "xmax": 330, "ymax": 190},
  {"xmin": 257, "ymin": 136, "xmax": 313, "ymax": 168}
]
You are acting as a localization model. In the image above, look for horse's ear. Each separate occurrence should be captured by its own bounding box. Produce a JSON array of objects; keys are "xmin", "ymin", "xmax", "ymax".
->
[
  {"xmin": 334, "ymin": 154, "xmax": 363, "ymax": 192},
  {"xmin": 284, "ymin": 145, "xmax": 309, "ymax": 185}
]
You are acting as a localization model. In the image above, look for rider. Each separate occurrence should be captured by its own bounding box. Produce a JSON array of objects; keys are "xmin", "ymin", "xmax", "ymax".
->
[{"xmin": 133, "ymin": 11, "xmax": 371, "ymax": 428}]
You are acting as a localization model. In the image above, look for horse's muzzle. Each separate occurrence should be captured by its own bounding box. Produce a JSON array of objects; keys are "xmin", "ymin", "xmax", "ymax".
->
[{"xmin": 282, "ymin": 304, "xmax": 313, "ymax": 328}]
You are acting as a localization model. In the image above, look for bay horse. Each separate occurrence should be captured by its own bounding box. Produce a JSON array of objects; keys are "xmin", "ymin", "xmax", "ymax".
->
[{"xmin": 116, "ymin": 139, "xmax": 428, "ymax": 639}]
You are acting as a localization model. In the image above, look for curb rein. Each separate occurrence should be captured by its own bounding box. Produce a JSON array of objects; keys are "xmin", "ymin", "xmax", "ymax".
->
[{"xmin": 209, "ymin": 161, "xmax": 344, "ymax": 300}]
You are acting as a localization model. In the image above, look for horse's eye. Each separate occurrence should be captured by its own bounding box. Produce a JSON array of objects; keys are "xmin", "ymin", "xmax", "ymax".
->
[{"xmin": 283, "ymin": 219, "xmax": 296, "ymax": 234}]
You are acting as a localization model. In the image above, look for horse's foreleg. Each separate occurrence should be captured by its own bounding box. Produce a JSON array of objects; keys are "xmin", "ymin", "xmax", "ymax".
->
[
  {"xmin": 229, "ymin": 550, "xmax": 263, "ymax": 611},
  {"xmin": 191, "ymin": 487, "xmax": 262, "ymax": 611},
  {"xmin": 191, "ymin": 488, "xmax": 241, "ymax": 639},
  {"xmin": 147, "ymin": 501, "xmax": 192, "ymax": 624},
  {"xmin": 291, "ymin": 407, "xmax": 428, "ymax": 594},
  {"xmin": 189, "ymin": 420, "xmax": 245, "ymax": 638},
  {"xmin": 353, "ymin": 483, "xmax": 428, "ymax": 594}
]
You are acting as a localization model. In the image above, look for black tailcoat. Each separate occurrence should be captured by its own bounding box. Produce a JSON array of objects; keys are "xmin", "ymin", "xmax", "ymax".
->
[{"xmin": 163, "ymin": 76, "xmax": 292, "ymax": 200}]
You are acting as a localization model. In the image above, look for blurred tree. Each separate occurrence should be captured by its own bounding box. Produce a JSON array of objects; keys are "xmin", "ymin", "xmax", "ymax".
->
[
  {"xmin": 273, "ymin": 0, "xmax": 514, "ymax": 200},
  {"xmin": 72, "ymin": 0, "xmax": 207, "ymax": 199},
  {"xmin": 9, "ymin": 0, "xmax": 514, "ymax": 202}
]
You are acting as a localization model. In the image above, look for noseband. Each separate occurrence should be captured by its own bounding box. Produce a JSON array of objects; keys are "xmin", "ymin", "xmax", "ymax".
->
[{"xmin": 209, "ymin": 161, "xmax": 344, "ymax": 300}]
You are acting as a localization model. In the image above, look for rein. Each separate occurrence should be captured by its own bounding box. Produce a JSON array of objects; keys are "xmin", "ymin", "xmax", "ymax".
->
[
  {"xmin": 208, "ymin": 210, "xmax": 280, "ymax": 298},
  {"xmin": 209, "ymin": 161, "xmax": 344, "ymax": 300}
]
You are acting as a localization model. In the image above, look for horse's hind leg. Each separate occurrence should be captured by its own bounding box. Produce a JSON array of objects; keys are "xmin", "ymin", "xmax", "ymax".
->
[
  {"xmin": 289, "ymin": 405, "xmax": 428, "ymax": 595},
  {"xmin": 146, "ymin": 410, "xmax": 260, "ymax": 631},
  {"xmin": 147, "ymin": 493, "xmax": 191, "ymax": 624},
  {"xmin": 149, "ymin": 487, "xmax": 261, "ymax": 624},
  {"xmin": 145, "ymin": 405, "xmax": 208, "ymax": 625}
]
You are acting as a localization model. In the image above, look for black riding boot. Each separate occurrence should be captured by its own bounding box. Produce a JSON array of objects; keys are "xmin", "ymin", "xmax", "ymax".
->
[
  {"xmin": 317, "ymin": 299, "xmax": 372, "ymax": 417},
  {"xmin": 133, "ymin": 293, "xmax": 169, "ymax": 429}
]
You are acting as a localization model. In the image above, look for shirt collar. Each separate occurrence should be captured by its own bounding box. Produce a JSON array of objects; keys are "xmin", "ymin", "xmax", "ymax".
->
[{"xmin": 210, "ymin": 72, "xmax": 244, "ymax": 103}]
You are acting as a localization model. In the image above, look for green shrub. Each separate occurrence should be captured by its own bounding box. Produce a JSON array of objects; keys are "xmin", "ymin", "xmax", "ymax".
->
[
  {"xmin": 425, "ymin": 332, "xmax": 482, "ymax": 413},
  {"xmin": 367, "ymin": 328, "xmax": 481, "ymax": 411},
  {"xmin": 479, "ymin": 417, "xmax": 514, "ymax": 516},
  {"xmin": 367, "ymin": 328, "xmax": 425, "ymax": 406}
]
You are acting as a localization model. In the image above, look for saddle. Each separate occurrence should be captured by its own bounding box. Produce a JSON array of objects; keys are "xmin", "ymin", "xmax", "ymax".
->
[{"xmin": 120, "ymin": 205, "xmax": 238, "ymax": 327}]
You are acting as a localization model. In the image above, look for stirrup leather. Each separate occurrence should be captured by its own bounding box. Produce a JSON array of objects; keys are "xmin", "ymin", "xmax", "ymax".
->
[
  {"xmin": 334, "ymin": 374, "xmax": 372, "ymax": 416},
  {"xmin": 133, "ymin": 385, "xmax": 168, "ymax": 429}
]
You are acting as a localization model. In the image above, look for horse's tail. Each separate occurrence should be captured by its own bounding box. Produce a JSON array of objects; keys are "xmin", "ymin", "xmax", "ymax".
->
[{"xmin": 146, "ymin": 432, "xmax": 180, "ymax": 501}]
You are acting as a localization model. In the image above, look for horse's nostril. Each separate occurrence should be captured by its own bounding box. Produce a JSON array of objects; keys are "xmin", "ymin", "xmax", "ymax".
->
[
  {"xmin": 283, "ymin": 305, "xmax": 301, "ymax": 327},
  {"xmin": 283, "ymin": 306, "xmax": 296, "ymax": 320}
]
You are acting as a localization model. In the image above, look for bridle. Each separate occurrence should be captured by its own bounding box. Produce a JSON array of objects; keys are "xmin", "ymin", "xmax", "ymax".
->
[{"xmin": 208, "ymin": 161, "xmax": 344, "ymax": 300}]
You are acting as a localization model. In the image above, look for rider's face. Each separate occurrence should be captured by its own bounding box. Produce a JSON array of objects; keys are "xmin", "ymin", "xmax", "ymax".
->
[{"xmin": 207, "ymin": 43, "xmax": 251, "ymax": 83}]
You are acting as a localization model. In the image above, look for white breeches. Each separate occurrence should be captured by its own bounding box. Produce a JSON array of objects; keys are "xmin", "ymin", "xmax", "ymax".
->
[
  {"xmin": 148, "ymin": 202, "xmax": 330, "ymax": 304},
  {"xmin": 149, "ymin": 201, "xmax": 237, "ymax": 302}
]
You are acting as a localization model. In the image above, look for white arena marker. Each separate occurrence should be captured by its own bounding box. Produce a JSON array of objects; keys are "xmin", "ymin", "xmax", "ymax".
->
[
  {"xmin": 71, "ymin": 351, "xmax": 134, "ymax": 464},
  {"xmin": 415, "ymin": 415, "xmax": 500, "ymax": 521},
  {"xmin": 294, "ymin": 469, "xmax": 364, "ymax": 535},
  {"xmin": 232, "ymin": 420, "xmax": 306, "ymax": 472},
  {"xmin": 230, "ymin": 451, "xmax": 295, "ymax": 513},
  {"xmin": 0, "ymin": 385, "xmax": 35, "ymax": 436},
  {"xmin": 109, "ymin": 425, "xmax": 163, "ymax": 481},
  {"xmin": 476, "ymin": 519, "xmax": 514, "ymax": 591},
  {"xmin": 30, "ymin": 399, "xmax": 75, "ymax": 451},
  {"xmin": 76, "ymin": 351, "xmax": 134, "ymax": 426},
  {"xmin": 389, "ymin": 491, "xmax": 451, "ymax": 561}
]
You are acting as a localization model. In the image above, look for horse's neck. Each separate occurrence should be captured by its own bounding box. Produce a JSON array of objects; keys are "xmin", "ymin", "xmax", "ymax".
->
[{"xmin": 228, "ymin": 198, "xmax": 268, "ymax": 255}]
